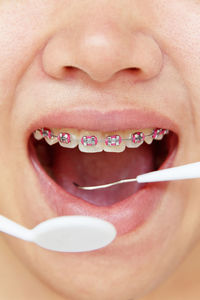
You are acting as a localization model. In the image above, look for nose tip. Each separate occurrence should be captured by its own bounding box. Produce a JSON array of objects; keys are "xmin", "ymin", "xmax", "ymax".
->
[
  {"xmin": 73, "ymin": 32, "xmax": 138, "ymax": 82},
  {"xmin": 42, "ymin": 27, "xmax": 163, "ymax": 83},
  {"xmin": 76, "ymin": 33, "xmax": 127, "ymax": 82},
  {"xmin": 80, "ymin": 32, "xmax": 163, "ymax": 82}
]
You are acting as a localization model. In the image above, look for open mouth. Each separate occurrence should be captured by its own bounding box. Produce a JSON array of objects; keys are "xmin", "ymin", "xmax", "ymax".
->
[
  {"xmin": 27, "ymin": 108, "xmax": 179, "ymax": 236},
  {"xmin": 28, "ymin": 124, "xmax": 178, "ymax": 228}
]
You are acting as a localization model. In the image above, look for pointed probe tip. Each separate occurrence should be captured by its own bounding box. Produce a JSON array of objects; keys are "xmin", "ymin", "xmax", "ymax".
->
[{"xmin": 73, "ymin": 182, "xmax": 80, "ymax": 188}]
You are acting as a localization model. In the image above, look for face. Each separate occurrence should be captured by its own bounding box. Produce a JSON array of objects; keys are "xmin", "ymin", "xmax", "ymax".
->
[{"xmin": 1, "ymin": 0, "xmax": 200, "ymax": 299}]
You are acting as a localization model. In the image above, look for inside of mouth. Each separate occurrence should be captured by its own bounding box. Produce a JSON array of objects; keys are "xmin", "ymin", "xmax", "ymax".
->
[{"xmin": 30, "ymin": 131, "xmax": 177, "ymax": 207}]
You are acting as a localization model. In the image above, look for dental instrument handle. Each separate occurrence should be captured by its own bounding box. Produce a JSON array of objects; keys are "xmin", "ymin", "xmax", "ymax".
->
[
  {"xmin": 0, "ymin": 215, "xmax": 33, "ymax": 241},
  {"xmin": 137, "ymin": 162, "xmax": 200, "ymax": 183}
]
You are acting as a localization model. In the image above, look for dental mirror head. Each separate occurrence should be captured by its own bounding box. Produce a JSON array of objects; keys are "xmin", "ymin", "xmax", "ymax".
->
[{"xmin": 0, "ymin": 215, "xmax": 117, "ymax": 252}]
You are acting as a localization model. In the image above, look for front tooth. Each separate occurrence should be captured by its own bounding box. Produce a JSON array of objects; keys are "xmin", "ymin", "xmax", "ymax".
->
[
  {"xmin": 34, "ymin": 127, "xmax": 168, "ymax": 151},
  {"xmin": 56, "ymin": 128, "xmax": 78, "ymax": 148},
  {"xmin": 78, "ymin": 131, "xmax": 103, "ymax": 153},
  {"xmin": 103, "ymin": 132, "xmax": 125, "ymax": 152}
]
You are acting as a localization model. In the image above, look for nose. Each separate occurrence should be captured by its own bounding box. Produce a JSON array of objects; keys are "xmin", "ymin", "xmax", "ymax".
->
[{"xmin": 42, "ymin": 10, "xmax": 163, "ymax": 83}]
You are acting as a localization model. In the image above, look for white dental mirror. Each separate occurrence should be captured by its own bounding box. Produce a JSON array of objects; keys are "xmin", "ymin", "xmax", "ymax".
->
[{"xmin": 0, "ymin": 215, "xmax": 117, "ymax": 252}]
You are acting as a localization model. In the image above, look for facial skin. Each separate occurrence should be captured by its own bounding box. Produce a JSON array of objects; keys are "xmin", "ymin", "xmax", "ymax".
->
[{"xmin": 1, "ymin": 0, "xmax": 200, "ymax": 299}]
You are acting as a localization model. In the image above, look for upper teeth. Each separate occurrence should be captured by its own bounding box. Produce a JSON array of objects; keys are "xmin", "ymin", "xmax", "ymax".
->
[{"xmin": 33, "ymin": 128, "xmax": 169, "ymax": 153}]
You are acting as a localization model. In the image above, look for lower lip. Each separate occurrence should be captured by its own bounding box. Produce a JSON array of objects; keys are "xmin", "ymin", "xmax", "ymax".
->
[{"xmin": 29, "ymin": 139, "xmax": 177, "ymax": 235}]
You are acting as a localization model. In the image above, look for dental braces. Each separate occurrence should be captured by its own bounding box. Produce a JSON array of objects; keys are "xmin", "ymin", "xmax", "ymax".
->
[{"xmin": 33, "ymin": 128, "xmax": 169, "ymax": 147}]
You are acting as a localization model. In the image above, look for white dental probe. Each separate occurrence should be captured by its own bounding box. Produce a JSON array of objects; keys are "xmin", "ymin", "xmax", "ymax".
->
[{"xmin": 76, "ymin": 162, "xmax": 200, "ymax": 190}]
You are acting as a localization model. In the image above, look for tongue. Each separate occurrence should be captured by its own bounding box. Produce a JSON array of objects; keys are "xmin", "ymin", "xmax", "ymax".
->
[{"xmin": 52, "ymin": 144, "xmax": 154, "ymax": 206}]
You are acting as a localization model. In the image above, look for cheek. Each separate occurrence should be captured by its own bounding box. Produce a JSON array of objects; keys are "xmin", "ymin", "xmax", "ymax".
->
[
  {"xmin": 0, "ymin": 0, "xmax": 54, "ymax": 106},
  {"xmin": 152, "ymin": 0, "xmax": 200, "ymax": 72},
  {"xmin": 152, "ymin": 0, "xmax": 200, "ymax": 136}
]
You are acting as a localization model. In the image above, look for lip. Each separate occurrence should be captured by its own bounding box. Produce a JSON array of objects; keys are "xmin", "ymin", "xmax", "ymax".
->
[
  {"xmin": 26, "ymin": 108, "xmax": 179, "ymax": 137},
  {"xmin": 27, "ymin": 109, "xmax": 178, "ymax": 236}
]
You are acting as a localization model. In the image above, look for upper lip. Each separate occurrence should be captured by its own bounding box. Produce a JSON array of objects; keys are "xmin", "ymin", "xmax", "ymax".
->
[{"xmin": 27, "ymin": 108, "xmax": 179, "ymax": 138}]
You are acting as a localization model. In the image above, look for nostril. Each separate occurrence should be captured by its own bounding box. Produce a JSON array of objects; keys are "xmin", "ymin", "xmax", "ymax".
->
[
  {"xmin": 125, "ymin": 67, "xmax": 141, "ymax": 76},
  {"xmin": 63, "ymin": 66, "xmax": 77, "ymax": 75},
  {"xmin": 127, "ymin": 67, "xmax": 140, "ymax": 72},
  {"xmin": 114, "ymin": 67, "xmax": 143, "ymax": 83},
  {"xmin": 58, "ymin": 66, "xmax": 83, "ymax": 81},
  {"xmin": 61, "ymin": 66, "xmax": 142, "ymax": 83},
  {"xmin": 65, "ymin": 66, "xmax": 76, "ymax": 71}
]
